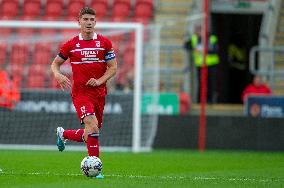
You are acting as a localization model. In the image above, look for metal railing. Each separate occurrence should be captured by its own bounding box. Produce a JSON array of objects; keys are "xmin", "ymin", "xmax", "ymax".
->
[{"xmin": 249, "ymin": 45, "xmax": 284, "ymax": 90}]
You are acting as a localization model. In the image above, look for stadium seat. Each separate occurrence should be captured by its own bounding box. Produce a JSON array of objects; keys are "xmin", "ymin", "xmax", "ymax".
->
[
  {"xmin": 90, "ymin": 0, "xmax": 109, "ymax": 21},
  {"xmin": 16, "ymin": 28, "xmax": 36, "ymax": 37},
  {"xmin": 7, "ymin": 64, "xmax": 26, "ymax": 87},
  {"xmin": 0, "ymin": 43, "xmax": 8, "ymax": 67},
  {"xmin": 60, "ymin": 29, "xmax": 79, "ymax": 40},
  {"xmin": 48, "ymin": 61, "xmax": 72, "ymax": 89},
  {"xmin": 0, "ymin": 28, "xmax": 13, "ymax": 37},
  {"xmin": 134, "ymin": 0, "xmax": 153, "ymax": 21},
  {"xmin": 49, "ymin": 77, "xmax": 60, "ymax": 89},
  {"xmin": 132, "ymin": 16, "xmax": 150, "ymax": 25},
  {"xmin": 38, "ymin": 28, "xmax": 58, "ymax": 37},
  {"xmin": 115, "ymin": 42, "xmax": 134, "ymax": 90},
  {"xmin": 0, "ymin": 0, "xmax": 19, "ymax": 19},
  {"xmin": 66, "ymin": 0, "xmax": 86, "ymax": 18},
  {"xmin": 44, "ymin": 0, "xmax": 64, "ymax": 20},
  {"xmin": 25, "ymin": 63, "xmax": 48, "ymax": 88},
  {"xmin": 10, "ymin": 43, "xmax": 30, "ymax": 65},
  {"xmin": 26, "ymin": 74, "xmax": 46, "ymax": 88},
  {"xmin": 108, "ymin": 33, "xmax": 125, "ymax": 46},
  {"xmin": 123, "ymin": 43, "xmax": 135, "ymax": 67},
  {"xmin": 33, "ymin": 43, "xmax": 52, "ymax": 65},
  {"xmin": 22, "ymin": 0, "xmax": 42, "ymax": 19},
  {"xmin": 28, "ymin": 64, "xmax": 47, "ymax": 75},
  {"xmin": 112, "ymin": 0, "xmax": 131, "ymax": 21}
]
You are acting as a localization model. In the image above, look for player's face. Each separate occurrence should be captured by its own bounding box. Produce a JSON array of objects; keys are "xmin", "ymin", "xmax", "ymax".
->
[{"xmin": 79, "ymin": 14, "xmax": 96, "ymax": 34}]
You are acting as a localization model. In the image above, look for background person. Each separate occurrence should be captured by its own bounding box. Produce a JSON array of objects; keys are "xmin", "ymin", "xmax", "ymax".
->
[
  {"xmin": 0, "ymin": 69, "xmax": 20, "ymax": 110},
  {"xmin": 184, "ymin": 25, "xmax": 220, "ymax": 103},
  {"xmin": 242, "ymin": 74, "xmax": 272, "ymax": 103}
]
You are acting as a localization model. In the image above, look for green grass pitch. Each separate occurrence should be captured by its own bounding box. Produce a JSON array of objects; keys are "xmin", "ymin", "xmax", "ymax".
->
[{"xmin": 0, "ymin": 149, "xmax": 283, "ymax": 188}]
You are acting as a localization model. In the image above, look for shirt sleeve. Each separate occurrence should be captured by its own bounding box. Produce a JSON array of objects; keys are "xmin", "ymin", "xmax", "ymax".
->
[
  {"xmin": 104, "ymin": 37, "xmax": 116, "ymax": 62},
  {"xmin": 58, "ymin": 40, "xmax": 72, "ymax": 60}
]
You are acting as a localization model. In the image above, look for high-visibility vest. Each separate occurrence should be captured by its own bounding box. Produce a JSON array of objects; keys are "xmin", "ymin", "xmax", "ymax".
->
[{"xmin": 191, "ymin": 34, "xmax": 220, "ymax": 67}]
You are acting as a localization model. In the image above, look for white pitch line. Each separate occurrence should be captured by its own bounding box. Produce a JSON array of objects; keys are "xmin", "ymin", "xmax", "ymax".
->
[{"xmin": 0, "ymin": 171, "xmax": 283, "ymax": 183}]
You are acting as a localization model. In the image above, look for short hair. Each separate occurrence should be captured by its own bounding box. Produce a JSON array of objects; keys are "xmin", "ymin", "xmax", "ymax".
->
[{"xmin": 79, "ymin": 7, "xmax": 96, "ymax": 18}]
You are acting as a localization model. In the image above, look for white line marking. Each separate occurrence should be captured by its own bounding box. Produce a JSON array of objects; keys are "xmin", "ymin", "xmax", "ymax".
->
[{"xmin": 0, "ymin": 171, "xmax": 283, "ymax": 183}]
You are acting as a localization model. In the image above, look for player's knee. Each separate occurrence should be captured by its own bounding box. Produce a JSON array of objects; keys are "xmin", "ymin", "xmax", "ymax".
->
[{"xmin": 83, "ymin": 116, "xmax": 99, "ymax": 133}]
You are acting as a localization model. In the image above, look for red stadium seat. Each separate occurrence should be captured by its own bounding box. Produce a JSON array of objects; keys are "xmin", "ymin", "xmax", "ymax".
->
[
  {"xmin": 60, "ymin": 29, "xmax": 79, "ymax": 40},
  {"xmin": 108, "ymin": 32, "xmax": 125, "ymax": 46},
  {"xmin": 90, "ymin": 0, "xmax": 109, "ymax": 20},
  {"xmin": 66, "ymin": 0, "xmax": 86, "ymax": 18},
  {"xmin": 115, "ymin": 42, "xmax": 134, "ymax": 90},
  {"xmin": 48, "ymin": 61, "xmax": 72, "ymax": 89},
  {"xmin": 10, "ymin": 43, "xmax": 30, "ymax": 65},
  {"xmin": 0, "ymin": 43, "xmax": 8, "ymax": 67},
  {"xmin": 0, "ymin": 0, "xmax": 19, "ymax": 19},
  {"xmin": 112, "ymin": 0, "xmax": 131, "ymax": 21},
  {"xmin": 22, "ymin": 0, "xmax": 42, "ymax": 19},
  {"xmin": 123, "ymin": 43, "xmax": 135, "ymax": 67},
  {"xmin": 28, "ymin": 64, "xmax": 47, "ymax": 75},
  {"xmin": 7, "ymin": 64, "xmax": 26, "ymax": 87},
  {"xmin": 44, "ymin": 0, "xmax": 64, "ymax": 20},
  {"xmin": 26, "ymin": 74, "xmax": 46, "ymax": 88},
  {"xmin": 33, "ymin": 43, "xmax": 52, "ymax": 65},
  {"xmin": 25, "ymin": 63, "xmax": 48, "ymax": 88},
  {"xmin": 134, "ymin": 0, "xmax": 153, "ymax": 21},
  {"xmin": 16, "ymin": 28, "xmax": 35, "ymax": 37},
  {"xmin": 49, "ymin": 77, "xmax": 61, "ymax": 89},
  {"xmin": 133, "ymin": 15, "xmax": 151, "ymax": 25},
  {"xmin": 0, "ymin": 28, "xmax": 13, "ymax": 37},
  {"xmin": 38, "ymin": 28, "xmax": 58, "ymax": 36}
]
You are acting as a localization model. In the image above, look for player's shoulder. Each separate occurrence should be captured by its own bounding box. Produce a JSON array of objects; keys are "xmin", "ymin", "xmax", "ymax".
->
[
  {"xmin": 62, "ymin": 35, "xmax": 80, "ymax": 48},
  {"xmin": 67, "ymin": 35, "xmax": 80, "ymax": 44}
]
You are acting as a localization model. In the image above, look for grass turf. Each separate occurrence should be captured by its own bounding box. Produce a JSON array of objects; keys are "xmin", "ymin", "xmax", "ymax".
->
[{"xmin": 0, "ymin": 150, "xmax": 283, "ymax": 188}]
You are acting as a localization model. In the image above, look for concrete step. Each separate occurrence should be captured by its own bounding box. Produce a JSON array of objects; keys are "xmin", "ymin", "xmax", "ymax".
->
[
  {"xmin": 190, "ymin": 104, "xmax": 244, "ymax": 116},
  {"xmin": 273, "ymin": 90, "xmax": 284, "ymax": 95},
  {"xmin": 158, "ymin": 5, "xmax": 192, "ymax": 14},
  {"xmin": 159, "ymin": 0, "xmax": 193, "ymax": 3}
]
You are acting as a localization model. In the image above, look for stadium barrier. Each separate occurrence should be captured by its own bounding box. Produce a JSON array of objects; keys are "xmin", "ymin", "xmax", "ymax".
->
[
  {"xmin": 154, "ymin": 115, "xmax": 284, "ymax": 151},
  {"xmin": 245, "ymin": 95, "xmax": 284, "ymax": 118}
]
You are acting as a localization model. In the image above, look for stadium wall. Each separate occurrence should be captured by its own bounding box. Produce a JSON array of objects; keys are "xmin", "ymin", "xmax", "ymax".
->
[
  {"xmin": 1, "ymin": 108, "xmax": 284, "ymax": 151},
  {"xmin": 154, "ymin": 115, "xmax": 284, "ymax": 151}
]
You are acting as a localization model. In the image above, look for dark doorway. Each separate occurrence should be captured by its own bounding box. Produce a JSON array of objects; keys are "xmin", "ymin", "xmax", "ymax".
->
[{"xmin": 211, "ymin": 13, "xmax": 262, "ymax": 103}]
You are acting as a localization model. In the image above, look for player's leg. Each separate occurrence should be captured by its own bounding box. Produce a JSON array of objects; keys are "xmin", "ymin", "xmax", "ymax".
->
[
  {"xmin": 83, "ymin": 115, "xmax": 100, "ymax": 157},
  {"xmin": 63, "ymin": 128, "xmax": 85, "ymax": 142},
  {"xmin": 78, "ymin": 96, "xmax": 105, "ymax": 157},
  {"xmin": 82, "ymin": 97, "xmax": 105, "ymax": 178},
  {"xmin": 56, "ymin": 127, "xmax": 86, "ymax": 152}
]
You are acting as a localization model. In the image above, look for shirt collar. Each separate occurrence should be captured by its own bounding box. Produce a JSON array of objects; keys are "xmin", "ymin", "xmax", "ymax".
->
[{"xmin": 79, "ymin": 33, "xmax": 97, "ymax": 40}]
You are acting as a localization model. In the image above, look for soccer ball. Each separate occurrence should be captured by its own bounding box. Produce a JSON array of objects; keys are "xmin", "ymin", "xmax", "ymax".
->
[{"xmin": 80, "ymin": 156, "xmax": 102, "ymax": 177}]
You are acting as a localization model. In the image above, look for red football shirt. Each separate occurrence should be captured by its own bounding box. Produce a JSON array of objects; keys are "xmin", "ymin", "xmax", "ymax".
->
[
  {"xmin": 241, "ymin": 84, "xmax": 272, "ymax": 102},
  {"xmin": 59, "ymin": 33, "xmax": 115, "ymax": 97}
]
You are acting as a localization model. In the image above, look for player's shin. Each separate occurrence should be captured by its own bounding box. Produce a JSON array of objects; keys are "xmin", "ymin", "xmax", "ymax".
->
[
  {"xmin": 63, "ymin": 129, "xmax": 85, "ymax": 142},
  {"xmin": 86, "ymin": 132, "xmax": 100, "ymax": 157}
]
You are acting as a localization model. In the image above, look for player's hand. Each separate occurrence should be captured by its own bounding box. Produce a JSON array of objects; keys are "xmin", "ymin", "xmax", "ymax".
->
[
  {"xmin": 54, "ymin": 73, "xmax": 72, "ymax": 91},
  {"xmin": 86, "ymin": 78, "xmax": 102, "ymax": 87}
]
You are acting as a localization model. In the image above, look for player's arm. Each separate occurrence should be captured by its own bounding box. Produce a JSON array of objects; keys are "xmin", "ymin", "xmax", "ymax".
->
[
  {"xmin": 100, "ymin": 58, "xmax": 117, "ymax": 83},
  {"xmin": 86, "ymin": 58, "xmax": 117, "ymax": 87},
  {"xmin": 51, "ymin": 56, "xmax": 72, "ymax": 90}
]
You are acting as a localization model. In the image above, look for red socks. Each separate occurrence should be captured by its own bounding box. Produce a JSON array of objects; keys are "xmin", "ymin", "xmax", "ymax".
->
[
  {"xmin": 63, "ymin": 129, "xmax": 84, "ymax": 142},
  {"xmin": 62, "ymin": 129, "xmax": 100, "ymax": 157},
  {"xmin": 86, "ymin": 133, "xmax": 100, "ymax": 157}
]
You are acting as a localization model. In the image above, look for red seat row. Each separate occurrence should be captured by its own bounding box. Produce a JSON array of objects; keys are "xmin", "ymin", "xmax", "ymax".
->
[
  {"xmin": 0, "ymin": 0, "xmax": 154, "ymax": 23},
  {"xmin": 0, "ymin": 40, "xmax": 135, "ymax": 90}
]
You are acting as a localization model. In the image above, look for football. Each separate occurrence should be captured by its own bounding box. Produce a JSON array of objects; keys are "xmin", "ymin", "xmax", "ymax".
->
[{"xmin": 80, "ymin": 156, "xmax": 102, "ymax": 177}]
